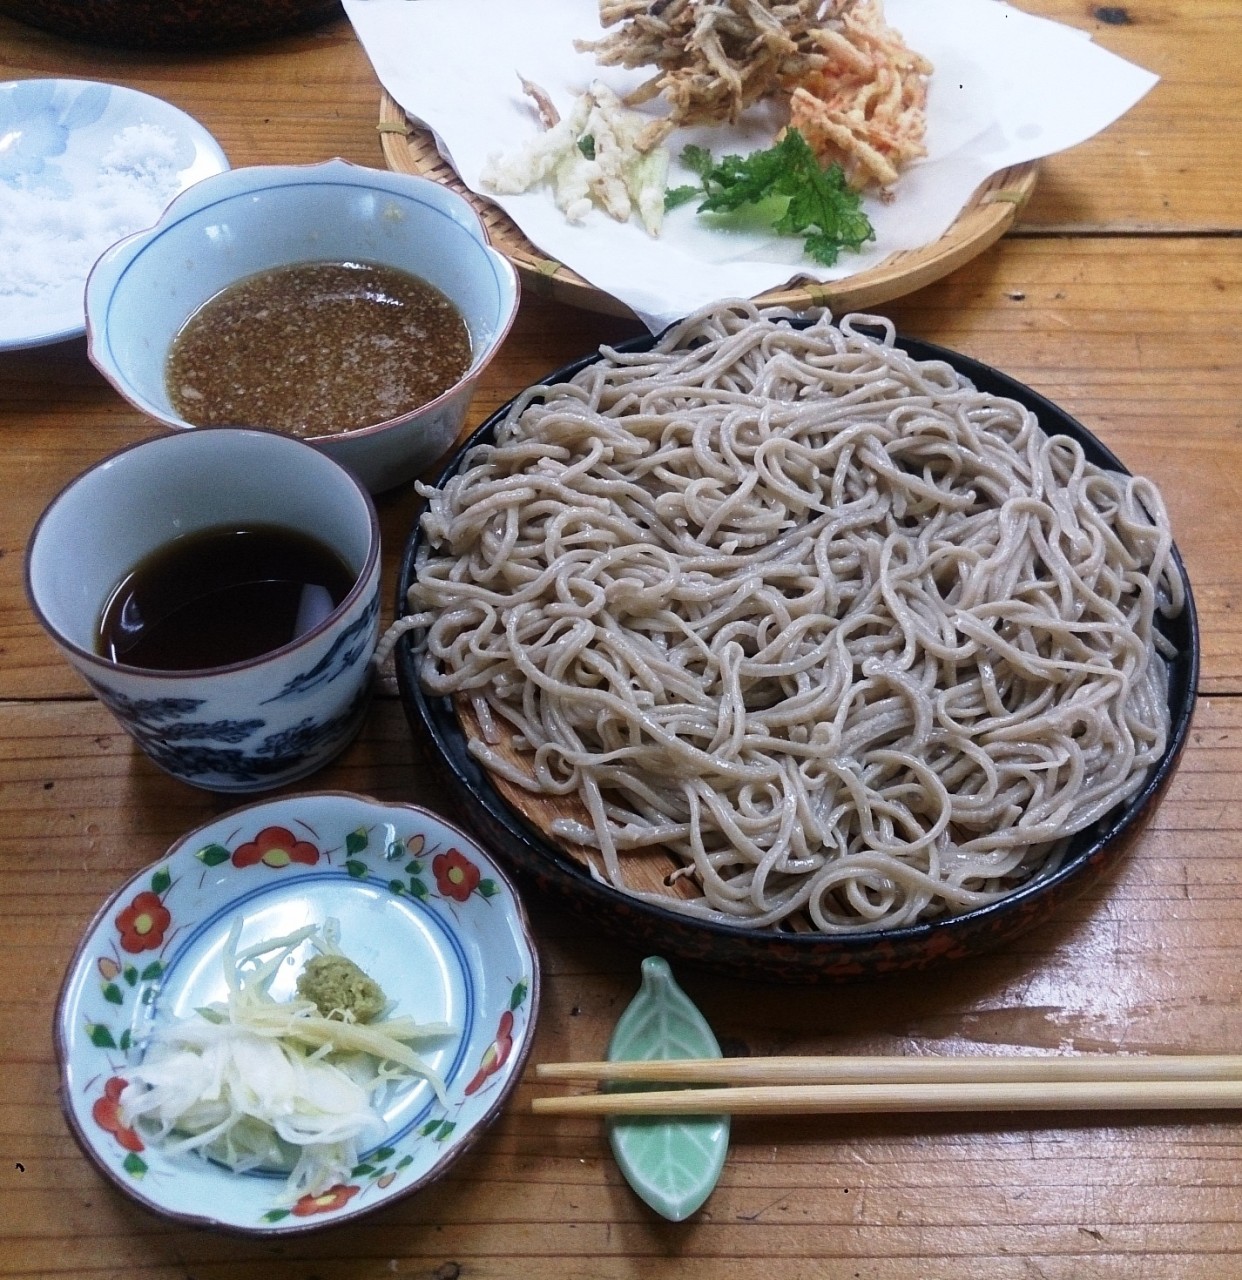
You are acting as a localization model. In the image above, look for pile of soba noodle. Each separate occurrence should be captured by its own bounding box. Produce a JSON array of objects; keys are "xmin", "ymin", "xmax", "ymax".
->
[{"xmin": 397, "ymin": 302, "xmax": 1183, "ymax": 934}]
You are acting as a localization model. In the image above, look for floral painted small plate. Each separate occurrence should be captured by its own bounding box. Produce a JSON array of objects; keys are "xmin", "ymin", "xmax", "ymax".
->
[{"xmin": 54, "ymin": 791, "xmax": 540, "ymax": 1234}]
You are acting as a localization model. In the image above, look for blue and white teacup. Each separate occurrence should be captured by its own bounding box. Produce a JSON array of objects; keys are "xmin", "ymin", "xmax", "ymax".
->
[{"xmin": 25, "ymin": 428, "xmax": 380, "ymax": 792}]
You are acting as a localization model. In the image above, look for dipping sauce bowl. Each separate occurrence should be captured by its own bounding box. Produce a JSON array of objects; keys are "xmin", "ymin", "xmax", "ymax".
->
[
  {"xmin": 0, "ymin": 0, "xmax": 342, "ymax": 49},
  {"xmin": 25, "ymin": 428, "xmax": 381, "ymax": 792},
  {"xmin": 84, "ymin": 158, "xmax": 520, "ymax": 493}
]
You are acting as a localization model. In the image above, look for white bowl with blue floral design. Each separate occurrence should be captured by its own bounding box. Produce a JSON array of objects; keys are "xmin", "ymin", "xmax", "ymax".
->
[
  {"xmin": 54, "ymin": 792, "xmax": 540, "ymax": 1234},
  {"xmin": 26, "ymin": 428, "xmax": 381, "ymax": 793}
]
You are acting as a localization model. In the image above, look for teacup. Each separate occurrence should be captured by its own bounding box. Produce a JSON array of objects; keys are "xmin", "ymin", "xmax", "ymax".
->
[{"xmin": 25, "ymin": 428, "xmax": 380, "ymax": 792}]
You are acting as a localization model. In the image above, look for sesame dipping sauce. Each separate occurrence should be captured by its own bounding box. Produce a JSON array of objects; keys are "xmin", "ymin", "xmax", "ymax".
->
[{"xmin": 166, "ymin": 260, "xmax": 472, "ymax": 437}]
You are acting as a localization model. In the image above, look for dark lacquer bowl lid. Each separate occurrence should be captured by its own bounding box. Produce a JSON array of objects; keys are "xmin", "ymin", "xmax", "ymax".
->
[{"xmin": 0, "ymin": 0, "xmax": 342, "ymax": 49}]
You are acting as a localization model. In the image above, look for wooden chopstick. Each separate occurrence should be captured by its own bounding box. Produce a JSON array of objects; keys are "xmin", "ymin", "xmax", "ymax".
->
[
  {"xmin": 531, "ymin": 1055, "xmax": 1242, "ymax": 1117},
  {"xmin": 531, "ymin": 1078, "xmax": 1242, "ymax": 1117},
  {"xmin": 535, "ymin": 1053, "xmax": 1242, "ymax": 1086}
]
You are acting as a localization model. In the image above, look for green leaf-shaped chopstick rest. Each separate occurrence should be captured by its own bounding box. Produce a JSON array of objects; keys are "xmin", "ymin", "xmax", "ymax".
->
[{"xmin": 605, "ymin": 956, "xmax": 730, "ymax": 1221}]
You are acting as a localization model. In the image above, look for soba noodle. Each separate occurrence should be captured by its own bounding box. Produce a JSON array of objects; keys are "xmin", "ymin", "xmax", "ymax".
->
[{"xmin": 389, "ymin": 301, "xmax": 1183, "ymax": 934}]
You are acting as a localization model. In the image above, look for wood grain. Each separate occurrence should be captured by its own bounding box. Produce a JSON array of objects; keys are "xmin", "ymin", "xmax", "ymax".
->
[
  {"xmin": 6, "ymin": 696, "xmax": 1242, "ymax": 1277},
  {"xmin": 2, "ymin": 3, "xmax": 1242, "ymax": 1277},
  {"xmin": 6, "ymin": 239, "xmax": 1238, "ymax": 695}
]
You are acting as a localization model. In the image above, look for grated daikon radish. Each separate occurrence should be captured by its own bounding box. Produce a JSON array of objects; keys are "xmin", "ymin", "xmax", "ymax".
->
[{"xmin": 119, "ymin": 919, "xmax": 451, "ymax": 1202}]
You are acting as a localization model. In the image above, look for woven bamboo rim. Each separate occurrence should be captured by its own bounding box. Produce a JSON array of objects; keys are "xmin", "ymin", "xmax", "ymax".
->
[{"xmin": 378, "ymin": 91, "xmax": 1038, "ymax": 319}]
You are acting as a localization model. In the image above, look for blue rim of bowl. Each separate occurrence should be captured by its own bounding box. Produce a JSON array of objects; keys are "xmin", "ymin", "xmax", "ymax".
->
[{"xmin": 393, "ymin": 320, "xmax": 1199, "ymax": 982}]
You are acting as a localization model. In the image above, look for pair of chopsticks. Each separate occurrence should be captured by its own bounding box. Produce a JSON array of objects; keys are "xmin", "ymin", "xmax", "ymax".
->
[{"xmin": 531, "ymin": 1054, "xmax": 1242, "ymax": 1117}]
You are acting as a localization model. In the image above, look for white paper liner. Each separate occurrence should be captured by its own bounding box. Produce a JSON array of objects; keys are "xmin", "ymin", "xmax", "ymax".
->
[{"xmin": 344, "ymin": 0, "xmax": 1156, "ymax": 331}]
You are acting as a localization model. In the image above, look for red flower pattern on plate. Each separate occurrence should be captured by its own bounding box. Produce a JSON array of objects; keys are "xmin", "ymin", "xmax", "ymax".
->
[
  {"xmin": 114, "ymin": 891, "xmax": 171, "ymax": 954},
  {"xmin": 465, "ymin": 1010, "xmax": 515, "ymax": 1095},
  {"xmin": 291, "ymin": 1183, "xmax": 360, "ymax": 1217},
  {"xmin": 231, "ymin": 825, "xmax": 320, "ymax": 870},
  {"xmin": 92, "ymin": 1077, "xmax": 143, "ymax": 1152},
  {"xmin": 433, "ymin": 847, "xmax": 480, "ymax": 902}
]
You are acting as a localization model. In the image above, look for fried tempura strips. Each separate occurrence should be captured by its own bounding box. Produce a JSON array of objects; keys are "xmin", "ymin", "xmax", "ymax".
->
[
  {"xmin": 480, "ymin": 79, "xmax": 671, "ymax": 235},
  {"xmin": 578, "ymin": 0, "xmax": 932, "ymax": 190},
  {"xmin": 576, "ymin": 0, "xmax": 833, "ymax": 148},
  {"xmin": 788, "ymin": 0, "xmax": 931, "ymax": 190}
]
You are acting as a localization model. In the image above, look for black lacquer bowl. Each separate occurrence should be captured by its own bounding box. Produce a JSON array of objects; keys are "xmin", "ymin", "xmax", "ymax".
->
[
  {"xmin": 394, "ymin": 326, "xmax": 1199, "ymax": 985},
  {"xmin": 0, "ymin": 0, "xmax": 342, "ymax": 48}
]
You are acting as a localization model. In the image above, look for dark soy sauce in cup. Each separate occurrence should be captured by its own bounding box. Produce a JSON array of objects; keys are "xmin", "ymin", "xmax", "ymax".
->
[{"xmin": 96, "ymin": 524, "xmax": 356, "ymax": 670}]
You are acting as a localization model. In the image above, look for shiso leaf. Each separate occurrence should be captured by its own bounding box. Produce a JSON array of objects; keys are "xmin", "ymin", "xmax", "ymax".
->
[{"xmin": 666, "ymin": 129, "xmax": 875, "ymax": 265}]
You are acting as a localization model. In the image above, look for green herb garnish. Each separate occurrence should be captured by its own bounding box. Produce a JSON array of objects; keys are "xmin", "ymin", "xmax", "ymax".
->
[
  {"xmin": 577, "ymin": 134, "xmax": 596, "ymax": 160},
  {"xmin": 664, "ymin": 129, "xmax": 875, "ymax": 266}
]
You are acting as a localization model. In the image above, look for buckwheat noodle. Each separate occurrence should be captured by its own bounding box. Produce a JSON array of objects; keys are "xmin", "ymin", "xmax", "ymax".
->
[{"xmin": 392, "ymin": 301, "xmax": 1183, "ymax": 934}]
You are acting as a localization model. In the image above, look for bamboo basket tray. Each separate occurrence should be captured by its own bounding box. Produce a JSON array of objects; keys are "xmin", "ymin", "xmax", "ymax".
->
[{"xmin": 378, "ymin": 90, "xmax": 1038, "ymax": 319}]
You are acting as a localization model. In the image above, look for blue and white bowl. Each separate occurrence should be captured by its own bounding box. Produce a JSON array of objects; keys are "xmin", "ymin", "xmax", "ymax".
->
[
  {"xmin": 25, "ymin": 428, "xmax": 381, "ymax": 793},
  {"xmin": 83, "ymin": 158, "xmax": 520, "ymax": 493}
]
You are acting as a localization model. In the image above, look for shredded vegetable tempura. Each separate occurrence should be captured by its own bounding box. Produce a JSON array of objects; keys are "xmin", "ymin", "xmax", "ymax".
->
[
  {"xmin": 577, "ymin": 0, "xmax": 833, "ymax": 145},
  {"xmin": 120, "ymin": 919, "xmax": 451, "ymax": 1202},
  {"xmin": 577, "ymin": 0, "xmax": 931, "ymax": 191},
  {"xmin": 788, "ymin": 0, "xmax": 931, "ymax": 191},
  {"xmin": 481, "ymin": 79, "xmax": 671, "ymax": 235}
]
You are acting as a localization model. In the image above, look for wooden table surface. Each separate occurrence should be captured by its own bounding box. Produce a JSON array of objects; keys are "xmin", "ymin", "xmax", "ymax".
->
[{"xmin": 3, "ymin": 4, "xmax": 1241, "ymax": 1276}]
